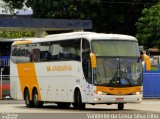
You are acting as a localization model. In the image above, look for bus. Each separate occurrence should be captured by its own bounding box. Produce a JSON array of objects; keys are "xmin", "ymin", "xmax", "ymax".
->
[
  {"xmin": 0, "ymin": 38, "xmax": 18, "ymax": 97},
  {"xmin": 10, "ymin": 32, "xmax": 143, "ymax": 110},
  {"xmin": 0, "ymin": 38, "xmax": 29, "ymax": 98}
]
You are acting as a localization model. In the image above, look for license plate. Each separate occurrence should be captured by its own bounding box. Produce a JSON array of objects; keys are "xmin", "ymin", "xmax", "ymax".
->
[{"xmin": 116, "ymin": 98, "xmax": 124, "ymax": 102}]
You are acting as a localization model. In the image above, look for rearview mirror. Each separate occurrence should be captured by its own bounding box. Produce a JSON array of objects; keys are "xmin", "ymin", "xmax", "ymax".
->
[{"xmin": 90, "ymin": 53, "xmax": 96, "ymax": 68}]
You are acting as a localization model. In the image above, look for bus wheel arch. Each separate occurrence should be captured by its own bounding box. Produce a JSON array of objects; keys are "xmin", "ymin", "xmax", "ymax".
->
[
  {"xmin": 73, "ymin": 87, "xmax": 85, "ymax": 110},
  {"xmin": 32, "ymin": 87, "xmax": 44, "ymax": 108},
  {"xmin": 24, "ymin": 87, "xmax": 33, "ymax": 107}
]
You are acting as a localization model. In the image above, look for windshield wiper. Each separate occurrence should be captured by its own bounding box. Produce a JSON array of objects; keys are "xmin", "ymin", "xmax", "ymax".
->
[{"xmin": 110, "ymin": 70, "xmax": 133, "ymax": 86}]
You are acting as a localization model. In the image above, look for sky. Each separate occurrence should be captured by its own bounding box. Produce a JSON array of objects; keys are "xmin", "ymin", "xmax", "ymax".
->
[{"xmin": 0, "ymin": 0, "xmax": 33, "ymax": 15}]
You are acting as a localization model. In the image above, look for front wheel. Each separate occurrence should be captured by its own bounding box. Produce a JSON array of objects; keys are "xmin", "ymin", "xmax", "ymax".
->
[
  {"xmin": 118, "ymin": 103, "xmax": 124, "ymax": 110},
  {"xmin": 73, "ymin": 90, "xmax": 85, "ymax": 110},
  {"xmin": 33, "ymin": 89, "xmax": 44, "ymax": 108}
]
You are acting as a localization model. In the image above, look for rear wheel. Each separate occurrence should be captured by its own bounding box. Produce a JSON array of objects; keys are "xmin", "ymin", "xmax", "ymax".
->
[
  {"xmin": 73, "ymin": 89, "xmax": 85, "ymax": 110},
  {"xmin": 118, "ymin": 103, "xmax": 124, "ymax": 110},
  {"xmin": 24, "ymin": 89, "xmax": 33, "ymax": 107},
  {"xmin": 33, "ymin": 89, "xmax": 44, "ymax": 108}
]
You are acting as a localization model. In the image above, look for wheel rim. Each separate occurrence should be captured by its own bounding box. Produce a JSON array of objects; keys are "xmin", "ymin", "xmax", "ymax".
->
[{"xmin": 33, "ymin": 92, "xmax": 38, "ymax": 105}]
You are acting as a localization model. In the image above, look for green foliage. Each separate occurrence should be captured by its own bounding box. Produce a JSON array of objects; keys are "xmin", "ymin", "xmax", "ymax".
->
[
  {"xmin": 2, "ymin": 0, "xmax": 160, "ymax": 36},
  {"xmin": 2, "ymin": 0, "xmax": 25, "ymax": 13},
  {"xmin": 93, "ymin": 0, "xmax": 159, "ymax": 35},
  {"xmin": 136, "ymin": 4, "xmax": 160, "ymax": 49},
  {"xmin": 29, "ymin": 0, "xmax": 100, "ymax": 19},
  {"xmin": 0, "ymin": 31, "xmax": 35, "ymax": 38}
]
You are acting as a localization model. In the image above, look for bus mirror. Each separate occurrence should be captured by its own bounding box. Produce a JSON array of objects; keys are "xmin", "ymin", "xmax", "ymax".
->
[{"xmin": 90, "ymin": 53, "xmax": 97, "ymax": 68}]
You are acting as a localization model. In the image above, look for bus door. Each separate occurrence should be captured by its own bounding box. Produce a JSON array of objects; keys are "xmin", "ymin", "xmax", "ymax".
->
[{"xmin": 82, "ymin": 39, "xmax": 93, "ymax": 101}]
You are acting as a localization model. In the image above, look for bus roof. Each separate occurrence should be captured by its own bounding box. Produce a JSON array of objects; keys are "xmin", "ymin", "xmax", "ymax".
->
[
  {"xmin": 0, "ymin": 37, "xmax": 38, "ymax": 43},
  {"xmin": 45, "ymin": 32, "xmax": 137, "ymax": 41},
  {"xmin": 12, "ymin": 32, "xmax": 137, "ymax": 45},
  {"xmin": 12, "ymin": 38, "xmax": 41, "ymax": 45}
]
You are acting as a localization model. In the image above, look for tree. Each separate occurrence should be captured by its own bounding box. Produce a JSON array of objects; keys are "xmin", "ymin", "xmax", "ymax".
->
[
  {"xmin": 2, "ymin": 0, "xmax": 159, "ymax": 36},
  {"xmin": 95, "ymin": 0, "xmax": 159, "ymax": 35},
  {"xmin": 2, "ymin": 0, "xmax": 100, "ymax": 19},
  {"xmin": 0, "ymin": 31, "xmax": 35, "ymax": 38},
  {"xmin": 2, "ymin": 0, "xmax": 24, "ymax": 14},
  {"xmin": 136, "ymin": 4, "xmax": 160, "ymax": 49}
]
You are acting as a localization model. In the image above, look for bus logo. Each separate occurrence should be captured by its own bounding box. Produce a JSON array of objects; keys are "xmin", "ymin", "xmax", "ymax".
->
[{"xmin": 46, "ymin": 65, "xmax": 72, "ymax": 72}]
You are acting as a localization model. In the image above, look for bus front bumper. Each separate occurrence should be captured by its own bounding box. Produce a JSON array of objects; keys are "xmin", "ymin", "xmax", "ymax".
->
[{"xmin": 90, "ymin": 94, "xmax": 142, "ymax": 104}]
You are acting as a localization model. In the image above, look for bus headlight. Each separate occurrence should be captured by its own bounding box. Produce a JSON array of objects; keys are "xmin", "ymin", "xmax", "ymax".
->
[
  {"xmin": 132, "ymin": 92, "xmax": 141, "ymax": 95},
  {"xmin": 97, "ymin": 91, "xmax": 108, "ymax": 95}
]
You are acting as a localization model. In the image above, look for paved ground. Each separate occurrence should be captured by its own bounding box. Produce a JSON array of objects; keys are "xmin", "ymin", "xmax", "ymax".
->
[{"xmin": 0, "ymin": 99, "xmax": 160, "ymax": 119}]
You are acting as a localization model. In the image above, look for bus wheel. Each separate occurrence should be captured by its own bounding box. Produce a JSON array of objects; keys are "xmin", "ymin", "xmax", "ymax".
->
[
  {"xmin": 57, "ymin": 103, "xmax": 71, "ymax": 108},
  {"xmin": 33, "ymin": 89, "xmax": 44, "ymax": 108},
  {"xmin": 24, "ymin": 89, "xmax": 33, "ymax": 107},
  {"xmin": 73, "ymin": 89, "xmax": 85, "ymax": 110},
  {"xmin": 118, "ymin": 103, "xmax": 124, "ymax": 110}
]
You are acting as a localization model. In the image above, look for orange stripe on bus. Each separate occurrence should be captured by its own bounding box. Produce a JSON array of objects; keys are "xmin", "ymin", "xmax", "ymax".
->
[
  {"xmin": 96, "ymin": 86, "xmax": 142, "ymax": 95},
  {"xmin": 14, "ymin": 40, "xmax": 32, "ymax": 45},
  {"xmin": 17, "ymin": 63, "xmax": 42, "ymax": 101}
]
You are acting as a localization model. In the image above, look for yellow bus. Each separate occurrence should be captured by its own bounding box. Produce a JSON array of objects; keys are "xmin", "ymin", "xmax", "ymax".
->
[{"xmin": 10, "ymin": 32, "xmax": 143, "ymax": 110}]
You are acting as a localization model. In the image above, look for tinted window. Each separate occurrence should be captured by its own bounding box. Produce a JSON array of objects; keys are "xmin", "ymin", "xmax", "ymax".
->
[
  {"xmin": 92, "ymin": 40, "xmax": 139, "ymax": 57},
  {"xmin": 11, "ymin": 39, "xmax": 81, "ymax": 63}
]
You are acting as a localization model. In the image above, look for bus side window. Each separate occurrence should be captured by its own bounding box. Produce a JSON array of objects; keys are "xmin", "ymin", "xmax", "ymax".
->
[
  {"xmin": 40, "ymin": 51, "xmax": 51, "ymax": 61},
  {"xmin": 11, "ymin": 47, "xmax": 17, "ymax": 63},
  {"xmin": 58, "ymin": 39, "xmax": 80, "ymax": 61},
  {"xmin": 50, "ymin": 44, "xmax": 62, "ymax": 60},
  {"xmin": 31, "ymin": 48, "xmax": 40, "ymax": 62}
]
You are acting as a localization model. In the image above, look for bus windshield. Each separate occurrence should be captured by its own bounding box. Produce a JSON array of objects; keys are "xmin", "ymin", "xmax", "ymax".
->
[
  {"xmin": 94, "ymin": 57, "xmax": 142, "ymax": 86},
  {"xmin": 92, "ymin": 40, "xmax": 142, "ymax": 87},
  {"xmin": 92, "ymin": 40, "xmax": 139, "ymax": 57}
]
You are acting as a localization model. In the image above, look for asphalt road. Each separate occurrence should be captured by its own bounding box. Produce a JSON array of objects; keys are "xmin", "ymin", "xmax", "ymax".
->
[{"xmin": 0, "ymin": 99, "xmax": 160, "ymax": 119}]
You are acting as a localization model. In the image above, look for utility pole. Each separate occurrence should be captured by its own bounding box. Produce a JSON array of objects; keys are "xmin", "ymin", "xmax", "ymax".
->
[{"xmin": 0, "ymin": 67, "xmax": 4, "ymax": 100}]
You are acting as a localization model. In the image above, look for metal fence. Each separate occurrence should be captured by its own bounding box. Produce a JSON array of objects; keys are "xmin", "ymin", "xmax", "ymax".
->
[{"xmin": 143, "ymin": 65, "xmax": 160, "ymax": 98}]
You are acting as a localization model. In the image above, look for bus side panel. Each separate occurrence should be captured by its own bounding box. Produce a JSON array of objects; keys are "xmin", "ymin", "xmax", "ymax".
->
[
  {"xmin": 16, "ymin": 63, "xmax": 42, "ymax": 101},
  {"xmin": 10, "ymin": 61, "xmax": 23, "ymax": 100},
  {"xmin": 34, "ymin": 61, "xmax": 89, "ymax": 103},
  {"xmin": 11, "ymin": 60, "xmax": 90, "ymax": 103}
]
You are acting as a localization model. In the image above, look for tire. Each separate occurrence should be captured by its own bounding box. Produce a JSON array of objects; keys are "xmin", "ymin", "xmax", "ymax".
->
[
  {"xmin": 73, "ymin": 89, "xmax": 85, "ymax": 110},
  {"xmin": 57, "ymin": 102, "xmax": 71, "ymax": 108},
  {"xmin": 33, "ymin": 89, "xmax": 44, "ymax": 108},
  {"xmin": 24, "ymin": 89, "xmax": 33, "ymax": 107},
  {"xmin": 118, "ymin": 103, "xmax": 124, "ymax": 110}
]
